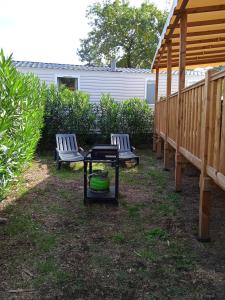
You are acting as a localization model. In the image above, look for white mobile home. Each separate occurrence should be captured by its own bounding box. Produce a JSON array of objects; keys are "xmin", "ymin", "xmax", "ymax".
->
[{"xmin": 14, "ymin": 61, "xmax": 205, "ymax": 105}]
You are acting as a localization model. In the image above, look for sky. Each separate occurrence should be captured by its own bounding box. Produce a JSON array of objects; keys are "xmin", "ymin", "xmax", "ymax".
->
[{"xmin": 0, "ymin": 0, "xmax": 171, "ymax": 65}]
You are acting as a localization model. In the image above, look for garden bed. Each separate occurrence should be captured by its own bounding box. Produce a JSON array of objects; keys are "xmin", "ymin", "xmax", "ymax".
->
[{"xmin": 0, "ymin": 150, "xmax": 225, "ymax": 299}]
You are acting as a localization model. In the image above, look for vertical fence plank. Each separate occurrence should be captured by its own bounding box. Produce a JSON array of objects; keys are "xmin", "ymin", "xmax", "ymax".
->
[
  {"xmin": 213, "ymin": 79, "xmax": 222, "ymax": 170},
  {"xmin": 190, "ymin": 88, "xmax": 195, "ymax": 153},
  {"xmin": 207, "ymin": 81, "xmax": 217, "ymax": 167},
  {"xmin": 219, "ymin": 78, "xmax": 225, "ymax": 174},
  {"xmin": 184, "ymin": 92, "xmax": 188, "ymax": 149}
]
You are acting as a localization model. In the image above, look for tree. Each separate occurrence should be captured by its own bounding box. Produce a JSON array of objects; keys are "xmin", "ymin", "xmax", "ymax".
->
[{"xmin": 77, "ymin": 0, "xmax": 168, "ymax": 68}]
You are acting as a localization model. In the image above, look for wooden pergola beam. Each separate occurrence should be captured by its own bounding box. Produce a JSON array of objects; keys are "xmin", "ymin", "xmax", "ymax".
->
[
  {"xmin": 157, "ymin": 0, "xmax": 189, "ymax": 66},
  {"xmin": 158, "ymin": 56, "xmax": 225, "ymax": 68},
  {"xmin": 158, "ymin": 43, "xmax": 225, "ymax": 55},
  {"xmin": 169, "ymin": 29, "xmax": 225, "ymax": 39},
  {"xmin": 160, "ymin": 37, "xmax": 225, "ymax": 51},
  {"xmin": 174, "ymin": 5, "xmax": 225, "ymax": 15},
  {"xmin": 159, "ymin": 49, "xmax": 225, "ymax": 60},
  {"xmin": 160, "ymin": 53, "xmax": 225, "ymax": 64},
  {"xmin": 174, "ymin": 37, "xmax": 225, "ymax": 46},
  {"xmin": 168, "ymin": 18, "xmax": 225, "ymax": 29}
]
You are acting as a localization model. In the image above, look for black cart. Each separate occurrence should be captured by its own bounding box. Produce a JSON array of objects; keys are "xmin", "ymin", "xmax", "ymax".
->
[{"xmin": 84, "ymin": 145, "xmax": 119, "ymax": 205}]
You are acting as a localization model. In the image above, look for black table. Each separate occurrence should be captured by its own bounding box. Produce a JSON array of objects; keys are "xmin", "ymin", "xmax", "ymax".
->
[{"xmin": 83, "ymin": 145, "xmax": 119, "ymax": 205}]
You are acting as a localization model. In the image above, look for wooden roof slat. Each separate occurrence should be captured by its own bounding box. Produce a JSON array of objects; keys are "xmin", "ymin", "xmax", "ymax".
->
[
  {"xmin": 160, "ymin": 53, "xmax": 225, "ymax": 63},
  {"xmin": 168, "ymin": 18, "xmax": 225, "ymax": 29},
  {"xmin": 174, "ymin": 5, "xmax": 225, "ymax": 15},
  {"xmin": 159, "ymin": 49, "xmax": 225, "ymax": 60},
  {"xmin": 169, "ymin": 29, "xmax": 225, "ymax": 39},
  {"xmin": 158, "ymin": 57, "xmax": 225, "ymax": 68},
  {"xmin": 168, "ymin": 37, "xmax": 225, "ymax": 48},
  {"xmin": 158, "ymin": 43, "xmax": 225, "ymax": 55},
  {"xmin": 165, "ymin": 38, "xmax": 225, "ymax": 49}
]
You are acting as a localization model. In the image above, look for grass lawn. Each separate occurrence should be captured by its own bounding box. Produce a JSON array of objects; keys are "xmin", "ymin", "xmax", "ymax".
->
[{"xmin": 0, "ymin": 149, "xmax": 225, "ymax": 299}]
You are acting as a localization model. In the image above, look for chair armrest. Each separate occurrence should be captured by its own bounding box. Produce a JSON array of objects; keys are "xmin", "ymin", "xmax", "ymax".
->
[
  {"xmin": 79, "ymin": 147, "xmax": 84, "ymax": 153},
  {"xmin": 131, "ymin": 146, "xmax": 136, "ymax": 151}
]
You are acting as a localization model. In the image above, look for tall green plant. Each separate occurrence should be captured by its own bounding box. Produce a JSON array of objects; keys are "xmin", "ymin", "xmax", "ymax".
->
[
  {"xmin": 97, "ymin": 94, "xmax": 153, "ymax": 136},
  {"xmin": 43, "ymin": 86, "xmax": 96, "ymax": 144},
  {"xmin": 0, "ymin": 50, "xmax": 46, "ymax": 200},
  {"xmin": 120, "ymin": 98, "xmax": 153, "ymax": 134},
  {"xmin": 97, "ymin": 94, "xmax": 121, "ymax": 135}
]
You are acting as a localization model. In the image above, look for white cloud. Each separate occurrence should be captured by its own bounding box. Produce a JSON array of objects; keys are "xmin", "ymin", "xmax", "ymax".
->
[{"xmin": 0, "ymin": 0, "xmax": 169, "ymax": 64}]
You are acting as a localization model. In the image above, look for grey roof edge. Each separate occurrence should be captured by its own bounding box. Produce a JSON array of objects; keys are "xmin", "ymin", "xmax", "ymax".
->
[
  {"xmin": 13, "ymin": 60, "xmax": 206, "ymax": 76},
  {"xmin": 13, "ymin": 60, "xmax": 151, "ymax": 74}
]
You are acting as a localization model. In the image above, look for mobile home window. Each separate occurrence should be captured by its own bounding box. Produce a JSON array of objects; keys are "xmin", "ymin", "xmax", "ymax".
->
[
  {"xmin": 146, "ymin": 80, "xmax": 155, "ymax": 104},
  {"xmin": 57, "ymin": 77, "xmax": 78, "ymax": 91}
]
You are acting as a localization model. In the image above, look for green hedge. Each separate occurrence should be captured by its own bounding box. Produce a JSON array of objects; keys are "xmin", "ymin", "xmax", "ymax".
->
[
  {"xmin": 40, "ymin": 91, "xmax": 154, "ymax": 148},
  {"xmin": 0, "ymin": 50, "xmax": 46, "ymax": 200},
  {"xmin": 96, "ymin": 94, "xmax": 154, "ymax": 143},
  {"xmin": 40, "ymin": 92, "xmax": 154, "ymax": 147},
  {"xmin": 42, "ymin": 85, "xmax": 96, "ymax": 145}
]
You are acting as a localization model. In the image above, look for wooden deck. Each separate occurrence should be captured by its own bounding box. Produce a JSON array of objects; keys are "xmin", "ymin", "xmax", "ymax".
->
[
  {"xmin": 151, "ymin": 0, "xmax": 225, "ymax": 241},
  {"xmin": 155, "ymin": 69, "xmax": 225, "ymax": 240}
]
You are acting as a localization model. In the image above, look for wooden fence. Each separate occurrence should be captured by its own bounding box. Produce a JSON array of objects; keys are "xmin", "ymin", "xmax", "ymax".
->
[{"xmin": 155, "ymin": 69, "xmax": 225, "ymax": 240}]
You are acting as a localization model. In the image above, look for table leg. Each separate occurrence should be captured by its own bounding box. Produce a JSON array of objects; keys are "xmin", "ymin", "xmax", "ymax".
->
[{"xmin": 84, "ymin": 161, "xmax": 87, "ymax": 205}]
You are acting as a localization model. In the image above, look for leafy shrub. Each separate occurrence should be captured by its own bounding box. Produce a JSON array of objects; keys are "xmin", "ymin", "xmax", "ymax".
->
[
  {"xmin": 97, "ymin": 94, "xmax": 154, "ymax": 143},
  {"xmin": 42, "ymin": 85, "xmax": 96, "ymax": 145},
  {"xmin": 120, "ymin": 98, "xmax": 153, "ymax": 134},
  {"xmin": 0, "ymin": 50, "xmax": 46, "ymax": 200},
  {"xmin": 96, "ymin": 94, "xmax": 121, "ymax": 136}
]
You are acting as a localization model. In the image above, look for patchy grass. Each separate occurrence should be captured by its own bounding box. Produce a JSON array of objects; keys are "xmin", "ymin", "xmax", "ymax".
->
[
  {"xmin": 0, "ymin": 149, "xmax": 225, "ymax": 299},
  {"xmin": 112, "ymin": 232, "xmax": 126, "ymax": 243},
  {"xmin": 145, "ymin": 227, "xmax": 168, "ymax": 242}
]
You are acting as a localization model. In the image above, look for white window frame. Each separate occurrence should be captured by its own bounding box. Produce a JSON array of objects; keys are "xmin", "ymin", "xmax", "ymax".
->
[{"xmin": 54, "ymin": 73, "xmax": 80, "ymax": 90}]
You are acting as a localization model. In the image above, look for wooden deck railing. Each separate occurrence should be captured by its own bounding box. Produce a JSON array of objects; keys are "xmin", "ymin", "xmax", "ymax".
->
[
  {"xmin": 156, "ymin": 70, "xmax": 225, "ymax": 190},
  {"xmin": 155, "ymin": 70, "xmax": 225, "ymax": 240},
  {"xmin": 206, "ymin": 71, "xmax": 225, "ymax": 191}
]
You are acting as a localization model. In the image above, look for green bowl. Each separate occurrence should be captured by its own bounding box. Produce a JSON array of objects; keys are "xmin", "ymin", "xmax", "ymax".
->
[{"xmin": 89, "ymin": 170, "xmax": 110, "ymax": 191}]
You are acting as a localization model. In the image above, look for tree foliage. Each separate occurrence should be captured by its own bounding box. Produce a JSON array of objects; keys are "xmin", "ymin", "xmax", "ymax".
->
[{"xmin": 77, "ymin": 0, "xmax": 167, "ymax": 68}]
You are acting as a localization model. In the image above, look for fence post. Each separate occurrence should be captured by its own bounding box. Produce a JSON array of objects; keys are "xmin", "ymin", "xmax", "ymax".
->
[
  {"xmin": 156, "ymin": 136, "xmax": 163, "ymax": 159},
  {"xmin": 175, "ymin": 12, "xmax": 187, "ymax": 192},
  {"xmin": 198, "ymin": 70, "xmax": 214, "ymax": 241},
  {"xmin": 153, "ymin": 67, "xmax": 159, "ymax": 152},
  {"xmin": 164, "ymin": 40, "xmax": 172, "ymax": 170}
]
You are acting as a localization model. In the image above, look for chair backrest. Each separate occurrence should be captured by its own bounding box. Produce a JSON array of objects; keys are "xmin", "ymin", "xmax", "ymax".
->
[
  {"xmin": 111, "ymin": 134, "xmax": 131, "ymax": 152},
  {"xmin": 56, "ymin": 134, "xmax": 78, "ymax": 152}
]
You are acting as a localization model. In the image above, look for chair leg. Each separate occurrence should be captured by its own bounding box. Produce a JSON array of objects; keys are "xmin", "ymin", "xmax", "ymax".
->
[
  {"xmin": 57, "ymin": 160, "xmax": 61, "ymax": 170},
  {"xmin": 136, "ymin": 157, "xmax": 140, "ymax": 166},
  {"xmin": 54, "ymin": 150, "xmax": 57, "ymax": 161}
]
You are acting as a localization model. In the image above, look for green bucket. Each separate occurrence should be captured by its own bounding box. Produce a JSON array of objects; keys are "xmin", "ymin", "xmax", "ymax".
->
[{"xmin": 89, "ymin": 170, "xmax": 110, "ymax": 192}]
